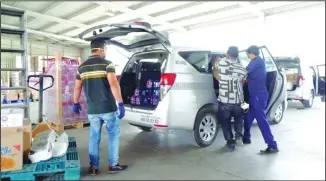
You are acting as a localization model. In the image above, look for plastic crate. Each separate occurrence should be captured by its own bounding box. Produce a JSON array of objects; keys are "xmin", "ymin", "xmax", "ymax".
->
[{"xmin": 1, "ymin": 137, "xmax": 80, "ymax": 181}]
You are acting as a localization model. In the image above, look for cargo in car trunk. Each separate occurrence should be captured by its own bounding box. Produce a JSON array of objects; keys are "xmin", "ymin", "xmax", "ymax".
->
[
  {"xmin": 119, "ymin": 50, "xmax": 168, "ymax": 109},
  {"xmin": 274, "ymin": 57, "xmax": 301, "ymax": 91}
]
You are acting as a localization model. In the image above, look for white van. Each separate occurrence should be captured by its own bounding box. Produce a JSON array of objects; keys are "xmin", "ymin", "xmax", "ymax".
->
[{"xmin": 79, "ymin": 22, "xmax": 287, "ymax": 147}]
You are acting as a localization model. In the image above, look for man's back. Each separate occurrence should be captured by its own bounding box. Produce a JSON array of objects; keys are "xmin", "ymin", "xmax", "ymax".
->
[
  {"xmin": 246, "ymin": 56, "xmax": 268, "ymax": 94},
  {"xmin": 76, "ymin": 55, "xmax": 117, "ymax": 114},
  {"xmin": 217, "ymin": 58, "xmax": 247, "ymax": 104}
]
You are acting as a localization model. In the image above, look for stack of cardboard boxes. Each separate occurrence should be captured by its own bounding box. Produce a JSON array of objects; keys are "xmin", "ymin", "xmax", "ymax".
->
[{"xmin": 1, "ymin": 112, "xmax": 32, "ymax": 172}]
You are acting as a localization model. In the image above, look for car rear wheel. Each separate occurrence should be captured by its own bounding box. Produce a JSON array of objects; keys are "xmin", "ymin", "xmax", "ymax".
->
[
  {"xmin": 302, "ymin": 90, "xmax": 314, "ymax": 108},
  {"xmin": 194, "ymin": 107, "xmax": 219, "ymax": 148},
  {"xmin": 270, "ymin": 102, "xmax": 285, "ymax": 125}
]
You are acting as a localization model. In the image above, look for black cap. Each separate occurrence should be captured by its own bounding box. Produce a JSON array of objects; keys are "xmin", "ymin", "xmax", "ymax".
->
[
  {"xmin": 227, "ymin": 46, "xmax": 239, "ymax": 59},
  {"xmin": 246, "ymin": 45, "xmax": 260, "ymax": 56},
  {"xmin": 90, "ymin": 38, "xmax": 106, "ymax": 49}
]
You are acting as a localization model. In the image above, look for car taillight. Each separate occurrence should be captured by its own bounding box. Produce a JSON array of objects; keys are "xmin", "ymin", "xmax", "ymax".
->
[
  {"xmin": 298, "ymin": 75, "xmax": 305, "ymax": 87},
  {"xmin": 160, "ymin": 73, "xmax": 176, "ymax": 100}
]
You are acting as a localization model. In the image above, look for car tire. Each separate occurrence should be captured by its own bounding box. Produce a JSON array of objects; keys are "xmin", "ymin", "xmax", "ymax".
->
[
  {"xmin": 302, "ymin": 90, "xmax": 314, "ymax": 108},
  {"xmin": 270, "ymin": 102, "xmax": 285, "ymax": 125},
  {"xmin": 137, "ymin": 126, "xmax": 152, "ymax": 132},
  {"xmin": 194, "ymin": 107, "xmax": 219, "ymax": 148}
]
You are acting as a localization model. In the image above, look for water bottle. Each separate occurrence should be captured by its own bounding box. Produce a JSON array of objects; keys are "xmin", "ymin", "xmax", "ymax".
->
[
  {"xmin": 134, "ymin": 87, "xmax": 140, "ymax": 96},
  {"xmin": 146, "ymin": 79, "xmax": 153, "ymax": 89}
]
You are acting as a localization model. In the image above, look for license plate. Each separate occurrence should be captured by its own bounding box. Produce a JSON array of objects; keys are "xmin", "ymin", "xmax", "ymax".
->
[{"xmin": 140, "ymin": 115, "xmax": 159, "ymax": 124}]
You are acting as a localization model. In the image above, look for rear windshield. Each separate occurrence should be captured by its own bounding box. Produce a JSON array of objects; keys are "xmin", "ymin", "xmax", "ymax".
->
[
  {"xmin": 113, "ymin": 32, "xmax": 156, "ymax": 46},
  {"xmin": 274, "ymin": 59, "xmax": 300, "ymax": 74},
  {"xmin": 178, "ymin": 51, "xmax": 211, "ymax": 73}
]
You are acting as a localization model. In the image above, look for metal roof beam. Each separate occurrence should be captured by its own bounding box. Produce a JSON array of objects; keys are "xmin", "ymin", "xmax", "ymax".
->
[
  {"xmin": 1, "ymin": 24, "xmax": 89, "ymax": 44},
  {"xmin": 1, "ymin": 4, "xmax": 88, "ymax": 28},
  {"xmin": 238, "ymin": 2, "xmax": 265, "ymax": 19},
  {"xmin": 38, "ymin": 3, "xmax": 101, "ymax": 31},
  {"xmin": 155, "ymin": 1, "xmax": 301, "ymax": 31},
  {"xmin": 27, "ymin": 2, "xmax": 64, "ymax": 23},
  {"xmin": 92, "ymin": 2, "xmax": 187, "ymax": 32}
]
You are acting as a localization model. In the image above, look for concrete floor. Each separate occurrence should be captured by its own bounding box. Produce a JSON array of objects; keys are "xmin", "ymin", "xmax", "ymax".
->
[{"xmin": 29, "ymin": 100, "xmax": 325, "ymax": 180}]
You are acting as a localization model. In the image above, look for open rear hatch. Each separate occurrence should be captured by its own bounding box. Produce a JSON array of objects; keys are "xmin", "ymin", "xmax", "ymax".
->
[
  {"xmin": 78, "ymin": 22, "xmax": 170, "ymax": 53},
  {"xmin": 274, "ymin": 57, "xmax": 301, "ymax": 91},
  {"xmin": 79, "ymin": 22, "xmax": 172, "ymax": 110}
]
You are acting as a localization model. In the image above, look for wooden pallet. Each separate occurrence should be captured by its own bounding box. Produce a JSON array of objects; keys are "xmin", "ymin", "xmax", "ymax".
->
[{"xmin": 48, "ymin": 121, "xmax": 90, "ymax": 131}]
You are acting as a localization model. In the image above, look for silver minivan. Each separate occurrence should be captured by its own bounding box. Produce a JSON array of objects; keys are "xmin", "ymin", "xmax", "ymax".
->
[{"xmin": 79, "ymin": 22, "xmax": 287, "ymax": 147}]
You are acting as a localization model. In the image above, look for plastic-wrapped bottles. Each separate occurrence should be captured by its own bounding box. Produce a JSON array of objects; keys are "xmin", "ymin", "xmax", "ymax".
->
[{"xmin": 146, "ymin": 79, "xmax": 153, "ymax": 89}]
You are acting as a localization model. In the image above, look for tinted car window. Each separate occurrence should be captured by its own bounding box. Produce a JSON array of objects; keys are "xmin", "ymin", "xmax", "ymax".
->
[{"xmin": 178, "ymin": 51, "xmax": 211, "ymax": 73}]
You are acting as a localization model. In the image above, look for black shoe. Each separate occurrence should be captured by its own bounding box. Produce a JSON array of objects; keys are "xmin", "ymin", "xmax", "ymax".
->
[
  {"xmin": 235, "ymin": 137, "xmax": 244, "ymax": 146},
  {"xmin": 88, "ymin": 167, "xmax": 99, "ymax": 176},
  {"xmin": 108, "ymin": 164, "xmax": 128, "ymax": 173},
  {"xmin": 225, "ymin": 143, "xmax": 235, "ymax": 152},
  {"xmin": 242, "ymin": 138, "xmax": 251, "ymax": 144},
  {"xmin": 260, "ymin": 147, "xmax": 279, "ymax": 154}
]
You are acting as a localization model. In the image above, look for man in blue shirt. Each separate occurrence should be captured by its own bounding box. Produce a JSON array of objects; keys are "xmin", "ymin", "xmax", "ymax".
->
[{"xmin": 243, "ymin": 45, "xmax": 279, "ymax": 154}]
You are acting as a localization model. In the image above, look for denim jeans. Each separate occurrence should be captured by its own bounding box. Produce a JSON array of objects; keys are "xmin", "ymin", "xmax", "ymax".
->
[
  {"xmin": 218, "ymin": 101, "xmax": 244, "ymax": 144},
  {"xmin": 88, "ymin": 112, "xmax": 120, "ymax": 168}
]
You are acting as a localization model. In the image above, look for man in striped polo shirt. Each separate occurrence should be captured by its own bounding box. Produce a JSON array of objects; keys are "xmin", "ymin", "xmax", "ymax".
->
[
  {"xmin": 72, "ymin": 39, "xmax": 127, "ymax": 175},
  {"xmin": 217, "ymin": 46, "xmax": 247, "ymax": 151}
]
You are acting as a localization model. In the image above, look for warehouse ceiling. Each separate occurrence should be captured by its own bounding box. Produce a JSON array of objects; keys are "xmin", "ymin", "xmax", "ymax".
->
[{"xmin": 1, "ymin": 1, "xmax": 324, "ymax": 49}]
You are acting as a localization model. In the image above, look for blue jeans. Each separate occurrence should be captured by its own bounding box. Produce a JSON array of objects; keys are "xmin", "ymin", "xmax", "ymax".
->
[{"xmin": 88, "ymin": 112, "xmax": 120, "ymax": 168}]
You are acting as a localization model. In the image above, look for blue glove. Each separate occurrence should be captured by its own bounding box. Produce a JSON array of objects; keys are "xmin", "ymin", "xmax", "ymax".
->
[
  {"xmin": 72, "ymin": 103, "xmax": 81, "ymax": 114},
  {"xmin": 117, "ymin": 103, "xmax": 125, "ymax": 119}
]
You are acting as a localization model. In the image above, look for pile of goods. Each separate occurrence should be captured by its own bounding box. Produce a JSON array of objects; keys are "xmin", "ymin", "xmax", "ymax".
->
[
  {"xmin": 130, "ymin": 79, "xmax": 160, "ymax": 108},
  {"xmin": 43, "ymin": 57, "xmax": 87, "ymax": 125}
]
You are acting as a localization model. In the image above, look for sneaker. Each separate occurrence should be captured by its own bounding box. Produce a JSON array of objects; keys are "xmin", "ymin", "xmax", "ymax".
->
[
  {"xmin": 225, "ymin": 143, "xmax": 235, "ymax": 152},
  {"xmin": 108, "ymin": 164, "xmax": 128, "ymax": 173},
  {"xmin": 242, "ymin": 138, "xmax": 251, "ymax": 144},
  {"xmin": 235, "ymin": 137, "xmax": 244, "ymax": 146},
  {"xmin": 88, "ymin": 167, "xmax": 99, "ymax": 176},
  {"xmin": 260, "ymin": 147, "xmax": 279, "ymax": 154}
]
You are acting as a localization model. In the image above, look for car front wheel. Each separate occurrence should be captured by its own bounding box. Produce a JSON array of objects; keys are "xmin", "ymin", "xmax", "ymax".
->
[{"xmin": 194, "ymin": 107, "xmax": 219, "ymax": 148}]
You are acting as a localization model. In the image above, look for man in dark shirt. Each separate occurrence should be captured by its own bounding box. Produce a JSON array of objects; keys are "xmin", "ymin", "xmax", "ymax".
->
[
  {"xmin": 243, "ymin": 45, "xmax": 279, "ymax": 154},
  {"xmin": 72, "ymin": 38, "xmax": 128, "ymax": 175}
]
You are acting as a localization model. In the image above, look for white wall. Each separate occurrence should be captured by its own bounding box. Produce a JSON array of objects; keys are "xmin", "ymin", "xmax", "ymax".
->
[
  {"xmin": 169, "ymin": 5, "xmax": 325, "ymax": 65},
  {"xmin": 1, "ymin": 36, "xmax": 83, "ymax": 84},
  {"xmin": 1, "ymin": 36, "xmax": 82, "ymax": 57}
]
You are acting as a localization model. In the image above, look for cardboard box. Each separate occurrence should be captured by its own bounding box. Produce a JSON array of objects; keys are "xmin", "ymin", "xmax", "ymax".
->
[
  {"xmin": 23, "ymin": 119, "xmax": 32, "ymax": 163},
  {"xmin": 1, "ymin": 115, "xmax": 24, "ymax": 172},
  {"xmin": 32, "ymin": 122, "xmax": 52, "ymax": 138},
  {"xmin": 286, "ymin": 73, "xmax": 298, "ymax": 85}
]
